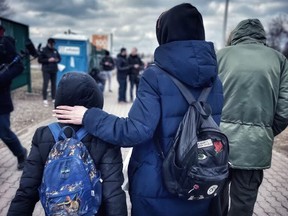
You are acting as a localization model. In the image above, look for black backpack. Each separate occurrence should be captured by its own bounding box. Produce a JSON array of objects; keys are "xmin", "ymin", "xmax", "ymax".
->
[{"xmin": 155, "ymin": 66, "xmax": 229, "ymax": 200}]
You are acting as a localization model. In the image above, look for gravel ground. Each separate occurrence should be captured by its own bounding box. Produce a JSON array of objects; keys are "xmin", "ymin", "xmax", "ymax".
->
[{"xmin": 1, "ymin": 66, "xmax": 288, "ymax": 157}]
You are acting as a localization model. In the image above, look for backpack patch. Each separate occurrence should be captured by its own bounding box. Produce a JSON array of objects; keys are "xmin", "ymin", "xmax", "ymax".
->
[
  {"xmin": 154, "ymin": 66, "xmax": 229, "ymax": 200},
  {"xmin": 39, "ymin": 123, "xmax": 102, "ymax": 215}
]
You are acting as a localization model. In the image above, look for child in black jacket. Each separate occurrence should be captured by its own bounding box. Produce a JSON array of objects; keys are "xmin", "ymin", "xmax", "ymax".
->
[{"xmin": 8, "ymin": 72, "xmax": 127, "ymax": 216}]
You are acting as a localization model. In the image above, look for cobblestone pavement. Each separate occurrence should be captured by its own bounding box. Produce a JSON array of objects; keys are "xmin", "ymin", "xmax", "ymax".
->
[{"xmin": 0, "ymin": 74, "xmax": 288, "ymax": 215}]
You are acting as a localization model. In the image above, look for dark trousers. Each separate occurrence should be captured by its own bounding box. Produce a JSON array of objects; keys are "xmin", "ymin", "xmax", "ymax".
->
[
  {"xmin": 117, "ymin": 75, "xmax": 127, "ymax": 102},
  {"xmin": 129, "ymin": 76, "xmax": 139, "ymax": 101},
  {"xmin": 0, "ymin": 113, "xmax": 24, "ymax": 157},
  {"xmin": 42, "ymin": 71, "xmax": 57, "ymax": 100},
  {"xmin": 221, "ymin": 168, "xmax": 264, "ymax": 216}
]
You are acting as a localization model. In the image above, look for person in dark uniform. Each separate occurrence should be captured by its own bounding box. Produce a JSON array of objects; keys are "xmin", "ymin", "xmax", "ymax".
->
[
  {"xmin": 116, "ymin": 48, "xmax": 130, "ymax": 103},
  {"xmin": 0, "ymin": 24, "xmax": 27, "ymax": 170},
  {"xmin": 128, "ymin": 47, "xmax": 144, "ymax": 102},
  {"xmin": 38, "ymin": 38, "xmax": 61, "ymax": 107}
]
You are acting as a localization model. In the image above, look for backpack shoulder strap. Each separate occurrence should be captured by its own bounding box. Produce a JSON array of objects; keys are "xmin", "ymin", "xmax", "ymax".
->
[
  {"xmin": 48, "ymin": 123, "xmax": 88, "ymax": 142},
  {"xmin": 166, "ymin": 72, "xmax": 197, "ymax": 104},
  {"xmin": 198, "ymin": 87, "xmax": 212, "ymax": 102},
  {"xmin": 48, "ymin": 122, "xmax": 63, "ymax": 142},
  {"xmin": 150, "ymin": 65, "xmax": 212, "ymax": 104},
  {"xmin": 76, "ymin": 127, "xmax": 89, "ymax": 141}
]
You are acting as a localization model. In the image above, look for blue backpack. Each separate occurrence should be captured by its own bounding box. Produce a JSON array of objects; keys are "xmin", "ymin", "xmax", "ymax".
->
[{"xmin": 39, "ymin": 123, "xmax": 102, "ymax": 216}]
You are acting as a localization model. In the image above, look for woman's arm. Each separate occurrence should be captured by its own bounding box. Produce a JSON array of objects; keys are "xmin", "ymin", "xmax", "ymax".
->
[{"xmin": 54, "ymin": 68, "xmax": 161, "ymax": 147}]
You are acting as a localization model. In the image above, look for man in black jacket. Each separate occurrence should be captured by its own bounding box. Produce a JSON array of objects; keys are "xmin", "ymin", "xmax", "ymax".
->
[
  {"xmin": 116, "ymin": 47, "xmax": 130, "ymax": 103},
  {"xmin": 38, "ymin": 38, "xmax": 61, "ymax": 107},
  {"xmin": 128, "ymin": 47, "xmax": 144, "ymax": 102},
  {"xmin": 100, "ymin": 50, "xmax": 115, "ymax": 92},
  {"xmin": 0, "ymin": 25, "xmax": 27, "ymax": 170}
]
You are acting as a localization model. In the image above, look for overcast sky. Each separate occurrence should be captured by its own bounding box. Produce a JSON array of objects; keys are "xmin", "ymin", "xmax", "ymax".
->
[{"xmin": 5, "ymin": 0, "xmax": 288, "ymax": 55}]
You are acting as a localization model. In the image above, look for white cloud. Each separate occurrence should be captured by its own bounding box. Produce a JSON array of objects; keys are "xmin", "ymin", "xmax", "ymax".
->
[{"xmin": 4, "ymin": 0, "xmax": 288, "ymax": 54}]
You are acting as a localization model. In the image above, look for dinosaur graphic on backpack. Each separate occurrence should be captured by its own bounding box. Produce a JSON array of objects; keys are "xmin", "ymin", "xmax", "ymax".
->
[{"xmin": 39, "ymin": 123, "xmax": 102, "ymax": 215}]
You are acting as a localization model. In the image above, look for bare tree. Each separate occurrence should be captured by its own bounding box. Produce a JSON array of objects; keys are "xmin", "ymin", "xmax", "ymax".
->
[
  {"xmin": 266, "ymin": 13, "xmax": 288, "ymax": 52},
  {"xmin": 0, "ymin": 0, "xmax": 11, "ymax": 18}
]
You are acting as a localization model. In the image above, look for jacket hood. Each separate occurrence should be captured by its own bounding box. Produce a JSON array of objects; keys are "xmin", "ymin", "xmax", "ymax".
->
[
  {"xmin": 154, "ymin": 40, "xmax": 217, "ymax": 88},
  {"xmin": 156, "ymin": 3, "xmax": 205, "ymax": 45},
  {"xmin": 230, "ymin": 19, "xmax": 266, "ymax": 45},
  {"xmin": 54, "ymin": 72, "xmax": 103, "ymax": 109}
]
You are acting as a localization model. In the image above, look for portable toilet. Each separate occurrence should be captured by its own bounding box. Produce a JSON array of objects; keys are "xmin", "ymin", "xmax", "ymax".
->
[{"xmin": 51, "ymin": 34, "xmax": 90, "ymax": 85}]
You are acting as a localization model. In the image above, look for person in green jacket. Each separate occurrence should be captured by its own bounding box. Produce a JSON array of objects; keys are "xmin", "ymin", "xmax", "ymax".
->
[{"xmin": 217, "ymin": 19, "xmax": 288, "ymax": 216}]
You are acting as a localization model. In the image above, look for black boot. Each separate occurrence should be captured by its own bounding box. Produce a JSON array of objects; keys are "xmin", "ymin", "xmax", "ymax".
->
[{"xmin": 17, "ymin": 148, "xmax": 27, "ymax": 170}]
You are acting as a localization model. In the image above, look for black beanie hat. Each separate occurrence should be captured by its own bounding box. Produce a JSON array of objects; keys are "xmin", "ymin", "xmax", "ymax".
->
[
  {"xmin": 54, "ymin": 72, "xmax": 103, "ymax": 109},
  {"xmin": 156, "ymin": 3, "xmax": 205, "ymax": 45}
]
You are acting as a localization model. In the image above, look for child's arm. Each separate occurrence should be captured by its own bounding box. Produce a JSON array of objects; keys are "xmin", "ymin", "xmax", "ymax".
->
[{"xmin": 7, "ymin": 128, "xmax": 45, "ymax": 216}]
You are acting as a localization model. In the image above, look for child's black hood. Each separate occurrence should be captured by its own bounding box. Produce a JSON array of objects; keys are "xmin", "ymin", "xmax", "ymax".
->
[{"xmin": 54, "ymin": 72, "xmax": 103, "ymax": 109}]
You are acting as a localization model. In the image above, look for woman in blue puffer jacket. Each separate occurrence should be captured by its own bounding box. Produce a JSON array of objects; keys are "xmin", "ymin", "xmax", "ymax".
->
[{"xmin": 54, "ymin": 3, "xmax": 224, "ymax": 216}]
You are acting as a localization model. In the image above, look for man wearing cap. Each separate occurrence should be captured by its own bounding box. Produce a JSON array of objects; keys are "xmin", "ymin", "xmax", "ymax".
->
[{"xmin": 38, "ymin": 38, "xmax": 61, "ymax": 107}]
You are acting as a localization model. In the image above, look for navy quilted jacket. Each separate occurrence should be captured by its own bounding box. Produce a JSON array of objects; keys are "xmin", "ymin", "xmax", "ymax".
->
[{"xmin": 83, "ymin": 40, "xmax": 223, "ymax": 216}]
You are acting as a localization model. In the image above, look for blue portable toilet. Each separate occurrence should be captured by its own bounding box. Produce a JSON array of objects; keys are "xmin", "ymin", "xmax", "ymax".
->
[{"xmin": 52, "ymin": 34, "xmax": 91, "ymax": 85}]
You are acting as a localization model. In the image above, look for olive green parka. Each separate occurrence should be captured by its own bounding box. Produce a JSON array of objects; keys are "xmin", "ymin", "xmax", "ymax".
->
[{"xmin": 217, "ymin": 19, "xmax": 288, "ymax": 169}]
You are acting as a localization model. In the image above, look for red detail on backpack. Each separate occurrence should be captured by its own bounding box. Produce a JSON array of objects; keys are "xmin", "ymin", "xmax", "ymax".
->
[{"xmin": 213, "ymin": 141, "xmax": 223, "ymax": 153}]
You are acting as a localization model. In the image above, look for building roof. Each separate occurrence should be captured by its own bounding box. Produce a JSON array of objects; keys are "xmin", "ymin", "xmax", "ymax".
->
[{"xmin": 52, "ymin": 33, "xmax": 88, "ymax": 41}]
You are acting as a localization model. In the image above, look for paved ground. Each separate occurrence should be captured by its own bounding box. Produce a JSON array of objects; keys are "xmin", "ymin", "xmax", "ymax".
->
[{"xmin": 0, "ymin": 74, "xmax": 288, "ymax": 215}]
